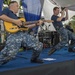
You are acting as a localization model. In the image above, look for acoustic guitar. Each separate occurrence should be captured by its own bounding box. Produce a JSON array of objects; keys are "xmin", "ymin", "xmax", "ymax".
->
[{"xmin": 4, "ymin": 18, "xmax": 39, "ymax": 33}]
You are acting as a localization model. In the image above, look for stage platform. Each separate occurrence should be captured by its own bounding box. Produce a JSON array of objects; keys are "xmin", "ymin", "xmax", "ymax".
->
[{"xmin": 0, "ymin": 47, "xmax": 75, "ymax": 75}]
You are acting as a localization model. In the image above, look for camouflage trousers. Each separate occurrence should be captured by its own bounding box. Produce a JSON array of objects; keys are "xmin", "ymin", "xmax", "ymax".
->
[
  {"xmin": 0, "ymin": 32, "xmax": 43, "ymax": 62},
  {"xmin": 54, "ymin": 27, "xmax": 75, "ymax": 50}
]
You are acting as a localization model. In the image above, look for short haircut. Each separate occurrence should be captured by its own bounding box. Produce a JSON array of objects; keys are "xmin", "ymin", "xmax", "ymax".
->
[
  {"xmin": 8, "ymin": 1, "xmax": 17, "ymax": 6},
  {"xmin": 53, "ymin": 7, "xmax": 59, "ymax": 10}
]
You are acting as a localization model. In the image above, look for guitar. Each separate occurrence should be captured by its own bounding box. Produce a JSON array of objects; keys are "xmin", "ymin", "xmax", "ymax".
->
[{"xmin": 4, "ymin": 18, "xmax": 39, "ymax": 33}]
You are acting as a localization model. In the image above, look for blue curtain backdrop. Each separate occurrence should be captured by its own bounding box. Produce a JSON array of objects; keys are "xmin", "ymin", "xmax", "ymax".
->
[
  {"xmin": 22, "ymin": 0, "xmax": 42, "ymax": 34},
  {"xmin": 0, "ymin": 0, "xmax": 3, "ymax": 15}
]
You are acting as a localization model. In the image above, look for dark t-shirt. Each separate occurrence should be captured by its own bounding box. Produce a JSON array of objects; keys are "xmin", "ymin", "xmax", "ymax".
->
[
  {"xmin": 0, "ymin": 8, "xmax": 18, "ymax": 19},
  {"xmin": 51, "ymin": 15, "xmax": 65, "ymax": 30}
]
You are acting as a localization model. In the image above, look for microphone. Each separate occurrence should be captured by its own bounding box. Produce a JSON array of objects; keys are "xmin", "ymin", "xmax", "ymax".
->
[{"xmin": 61, "ymin": 7, "xmax": 65, "ymax": 11}]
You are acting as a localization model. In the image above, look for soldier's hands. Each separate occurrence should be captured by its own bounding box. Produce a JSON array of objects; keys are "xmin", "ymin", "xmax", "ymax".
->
[
  {"xmin": 14, "ymin": 19, "xmax": 22, "ymax": 27},
  {"xmin": 37, "ymin": 20, "xmax": 44, "ymax": 26}
]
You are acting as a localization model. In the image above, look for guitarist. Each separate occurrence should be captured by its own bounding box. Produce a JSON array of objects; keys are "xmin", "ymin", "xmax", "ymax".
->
[{"xmin": 0, "ymin": 1, "xmax": 44, "ymax": 65}]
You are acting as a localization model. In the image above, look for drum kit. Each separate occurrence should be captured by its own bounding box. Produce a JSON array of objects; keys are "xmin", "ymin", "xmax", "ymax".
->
[{"xmin": 38, "ymin": 23, "xmax": 60, "ymax": 48}]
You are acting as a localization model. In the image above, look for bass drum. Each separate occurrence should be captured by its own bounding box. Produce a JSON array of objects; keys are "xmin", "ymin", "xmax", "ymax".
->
[{"xmin": 38, "ymin": 30, "xmax": 51, "ymax": 47}]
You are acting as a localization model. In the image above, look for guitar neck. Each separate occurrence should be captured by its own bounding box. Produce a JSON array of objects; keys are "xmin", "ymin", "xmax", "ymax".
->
[
  {"xmin": 23, "ymin": 21, "xmax": 39, "ymax": 25},
  {"xmin": 43, "ymin": 20, "xmax": 54, "ymax": 23}
]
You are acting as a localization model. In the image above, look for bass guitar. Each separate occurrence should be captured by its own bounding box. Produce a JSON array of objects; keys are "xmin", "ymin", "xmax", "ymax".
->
[{"xmin": 4, "ymin": 18, "xmax": 38, "ymax": 33}]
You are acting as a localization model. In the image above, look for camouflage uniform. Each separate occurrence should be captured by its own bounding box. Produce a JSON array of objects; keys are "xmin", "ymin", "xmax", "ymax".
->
[
  {"xmin": 0, "ymin": 32, "xmax": 43, "ymax": 65},
  {"xmin": 54, "ymin": 27, "xmax": 75, "ymax": 50}
]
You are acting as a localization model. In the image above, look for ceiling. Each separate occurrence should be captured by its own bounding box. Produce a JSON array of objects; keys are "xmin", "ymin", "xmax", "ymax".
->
[{"xmin": 49, "ymin": 0, "xmax": 75, "ymax": 11}]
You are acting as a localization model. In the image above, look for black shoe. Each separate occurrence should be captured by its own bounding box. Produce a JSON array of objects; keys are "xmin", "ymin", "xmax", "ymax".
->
[
  {"xmin": 0, "ymin": 60, "xmax": 9, "ymax": 65},
  {"xmin": 48, "ymin": 48, "xmax": 56, "ymax": 55},
  {"xmin": 31, "ymin": 58, "xmax": 44, "ymax": 63},
  {"xmin": 0, "ymin": 57, "xmax": 11, "ymax": 66},
  {"xmin": 68, "ymin": 48, "xmax": 75, "ymax": 52}
]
